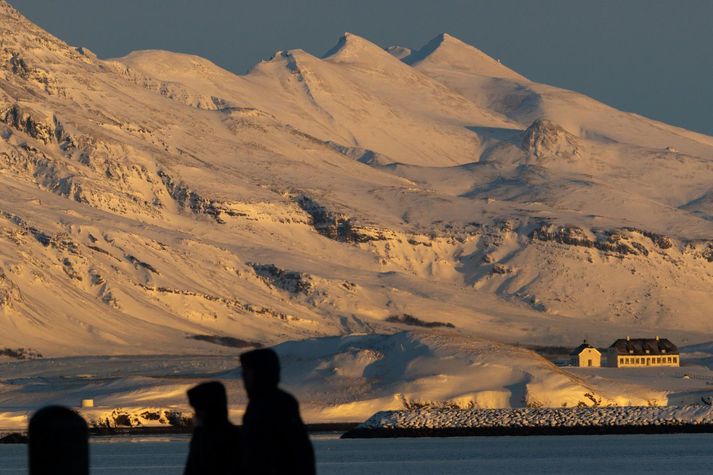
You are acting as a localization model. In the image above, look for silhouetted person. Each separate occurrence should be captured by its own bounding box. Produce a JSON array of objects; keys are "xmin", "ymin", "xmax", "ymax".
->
[
  {"xmin": 184, "ymin": 381, "xmax": 242, "ymax": 475},
  {"xmin": 240, "ymin": 348, "xmax": 315, "ymax": 475},
  {"xmin": 29, "ymin": 406, "xmax": 89, "ymax": 475}
]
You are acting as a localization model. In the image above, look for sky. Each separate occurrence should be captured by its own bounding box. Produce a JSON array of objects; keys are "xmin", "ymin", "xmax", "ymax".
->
[{"xmin": 7, "ymin": 0, "xmax": 713, "ymax": 136}]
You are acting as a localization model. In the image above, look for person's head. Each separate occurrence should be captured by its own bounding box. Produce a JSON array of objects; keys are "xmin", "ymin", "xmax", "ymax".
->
[
  {"xmin": 29, "ymin": 406, "xmax": 89, "ymax": 475},
  {"xmin": 187, "ymin": 381, "xmax": 229, "ymax": 426},
  {"xmin": 239, "ymin": 348, "xmax": 280, "ymax": 398}
]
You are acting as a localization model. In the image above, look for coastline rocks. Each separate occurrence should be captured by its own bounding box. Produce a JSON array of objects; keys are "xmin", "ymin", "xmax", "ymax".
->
[{"xmin": 349, "ymin": 405, "xmax": 713, "ymax": 434}]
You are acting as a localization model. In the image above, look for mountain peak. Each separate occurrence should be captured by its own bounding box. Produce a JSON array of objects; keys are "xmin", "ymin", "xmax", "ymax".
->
[
  {"xmin": 435, "ymin": 33, "xmax": 459, "ymax": 44},
  {"xmin": 322, "ymin": 32, "xmax": 397, "ymax": 64},
  {"xmin": 404, "ymin": 33, "xmax": 526, "ymax": 81},
  {"xmin": 0, "ymin": 0, "xmax": 15, "ymax": 14}
]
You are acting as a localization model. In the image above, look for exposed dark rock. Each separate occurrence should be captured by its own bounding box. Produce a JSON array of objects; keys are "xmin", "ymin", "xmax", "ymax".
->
[
  {"xmin": 166, "ymin": 411, "xmax": 193, "ymax": 428},
  {"xmin": 530, "ymin": 225, "xmax": 648, "ymax": 257},
  {"xmin": 158, "ymin": 170, "xmax": 227, "ymax": 223},
  {"xmin": 295, "ymin": 194, "xmax": 388, "ymax": 243},
  {"xmin": 135, "ymin": 282, "xmax": 244, "ymax": 312},
  {"xmin": 386, "ymin": 314, "xmax": 455, "ymax": 329},
  {"xmin": 125, "ymin": 255, "xmax": 159, "ymax": 274},
  {"xmin": 522, "ymin": 119, "xmax": 580, "ymax": 159},
  {"xmin": 250, "ymin": 263, "xmax": 313, "ymax": 294},
  {"xmin": 0, "ymin": 347, "xmax": 42, "ymax": 360},
  {"xmin": 623, "ymin": 228, "xmax": 674, "ymax": 250},
  {"xmin": 92, "ymin": 409, "xmax": 192, "ymax": 429},
  {"xmin": 530, "ymin": 225, "xmax": 595, "ymax": 248},
  {"xmin": 492, "ymin": 264, "xmax": 513, "ymax": 275},
  {"xmin": 1, "ymin": 104, "xmax": 68, "ymax": 144},
  {"xmin": 703, "ymin": 244, "xmax": 713, "ymax": 263},
  {"xmin": 1, "ymin": 210, "xmax": 79, "ymax": 253},
  {"xmin": 481, "ymin": 253, "xmax": 496, "ymax": 264},
  {"xmin": 187, "ymin": 335, "xmax": 263, "ymax": 349},
  {"xmin": 407, "ymin": 238, "xmax": 432, "ymax": 247},
  {"xmin": 243, "ymin": 303, "xmax": 291, "ymax": 320},
  {"xmin": 643, "ymin": 231, "xmax": 673, "ymax": 250}
]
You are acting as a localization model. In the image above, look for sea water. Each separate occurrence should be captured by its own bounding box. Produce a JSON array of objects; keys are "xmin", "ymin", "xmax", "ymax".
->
[{"xmin": 1, "ymin": 433, "xmax": 713, "ymax": 474}]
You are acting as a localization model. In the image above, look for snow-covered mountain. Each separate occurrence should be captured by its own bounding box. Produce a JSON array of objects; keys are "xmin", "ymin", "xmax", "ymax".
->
[{"xmin": 2, "ymin": 0, "xmax": 713, "ymax": 422}]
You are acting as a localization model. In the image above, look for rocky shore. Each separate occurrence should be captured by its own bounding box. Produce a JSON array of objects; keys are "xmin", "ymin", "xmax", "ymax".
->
[{"xmin": 342, "ymin": 406, "xmax": 713, "ymax": 438}]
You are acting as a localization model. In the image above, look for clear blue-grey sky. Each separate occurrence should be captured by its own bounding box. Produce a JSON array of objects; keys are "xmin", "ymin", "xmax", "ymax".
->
[{"xmin": 8, "ymin": 0, "xmax": 713, "ymax": 136}]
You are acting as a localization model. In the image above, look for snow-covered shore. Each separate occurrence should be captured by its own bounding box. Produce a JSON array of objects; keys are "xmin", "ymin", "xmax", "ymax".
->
[{"xmin": 343, "ymin": 406, "xmax": 713, "ymax": 438}]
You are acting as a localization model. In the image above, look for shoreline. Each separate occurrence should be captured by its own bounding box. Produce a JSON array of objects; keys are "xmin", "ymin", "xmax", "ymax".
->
[
  {"xmin": 344, "ymin": 405, "xmax": 713, "ymax": 438},
  {"xmin": 342, "ymin": 423, "xmax": 713, "ymax": 439},
  {"xmin": 1, "ymin": 423, "xmax": 359, "ymax": 444}
]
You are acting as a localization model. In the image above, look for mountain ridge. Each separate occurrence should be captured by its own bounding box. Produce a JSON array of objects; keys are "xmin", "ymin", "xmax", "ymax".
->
[{"xmin": 1, "ymin": 2, "xmax": 713, "ymax": 360}]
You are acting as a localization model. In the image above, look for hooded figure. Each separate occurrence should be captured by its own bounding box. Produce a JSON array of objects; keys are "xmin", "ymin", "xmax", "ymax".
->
[
  {"xmin": 184, "ymin": 381, "xmax": 241, "ymax": 475},
  {"xmin": 29, "ymin": 406, "xmax": 89, "ymax": 475},
  {"xmin": 240, "ymin": 348, "xmax": 315, "ymax": 475}
]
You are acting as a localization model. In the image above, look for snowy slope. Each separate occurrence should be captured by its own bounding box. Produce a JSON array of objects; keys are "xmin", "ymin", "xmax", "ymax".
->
[{"xmin": 1, "ymin": 0, "xmax": 713, "ymax": 421}]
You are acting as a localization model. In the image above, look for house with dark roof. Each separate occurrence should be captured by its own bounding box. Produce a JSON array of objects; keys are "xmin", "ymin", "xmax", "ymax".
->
[
  {"xmin": 606, "ymin": 336, "xmax": 679, "ymax": 368},
  {"xmin": 570, "ymin": 340, "xmax": 601, "ymax": 367}
]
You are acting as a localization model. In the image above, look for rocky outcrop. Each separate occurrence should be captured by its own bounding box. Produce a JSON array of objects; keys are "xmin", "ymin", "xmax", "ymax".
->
[
  {"xmin": 250, "ymin": 263, "xmax": 314, "ymax": 294},
  {"xmin": 386, "ymin": 314, "xmax": 455, "ymax": 329},
  {"xmin": 135, "ymin": 282, "xmax": 294, "ymax": 321},
  {"xmin": 1, "ymin": 49, "xmax": 64, "ymax": 96},
  {"xmin": 0, "ymin": 347, "xmax": 42, "ymax": 359},
  {"xmin": 701, "ymin": 244, "xmax": 713, "ymax": 263},
  {"xmin": 158, "ymin": 170, "xmax": 230, "ymax": 223},
  {"xmin": 0, "ymin": 210, "xmax": 80, "ymax": 253},
  {"xmin": 522, "ymin": 119, "xmax": 580, "ymax": 159},
  {"xmin": 530, "ymin": 225, "xmax": 650, "ymax": 257},
  {"xmin": 125, "ymin": 254, "xmax": 159, "ymax": 275},
  {"xmin": 1, "ymin": 104, "xmax": 69, "ymax": 144},
  {"xmin": 90, "ymin": 408, "xmax": 191, "ymax": 428},
  {"xmin": 295, "ymin": 194, "xmax": 390, "ymax": 243}
]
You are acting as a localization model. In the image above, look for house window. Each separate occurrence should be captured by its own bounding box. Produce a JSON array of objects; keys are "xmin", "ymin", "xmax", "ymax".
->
[{"xmin": 673, "ymin": 356, "xmax": 678, "ymax": 364}]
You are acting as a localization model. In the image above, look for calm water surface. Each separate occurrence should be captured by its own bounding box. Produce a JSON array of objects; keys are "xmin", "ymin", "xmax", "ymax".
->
[{"xmin": 1, "ymin": 433, "xmax": 713, "ymax": 474}]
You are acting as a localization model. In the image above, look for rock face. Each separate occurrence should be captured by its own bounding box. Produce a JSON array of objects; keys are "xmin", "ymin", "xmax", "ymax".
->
[
  {"xmin": 530, "ymin": 225, "xmax": 650, "ymax": 257},
  {"xmin": 294, "ymin": 195, "xmax": 389, "ymax": 243},
  {"xmin": 90, "ymin": 408, "xmax": 192, "ymax": 428},
  {"xmin": 250, "ymin": 263, "xmax": 314, "ymax": 294},
  {"xmin": 522, "ymin": 119, "xmax": 581, "ymax": 159}
]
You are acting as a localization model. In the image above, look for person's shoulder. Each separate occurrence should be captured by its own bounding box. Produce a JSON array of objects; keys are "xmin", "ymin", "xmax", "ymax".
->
[{"xmin": 276, "ymin": 388, "xmax": 299, "ymax": 407}]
